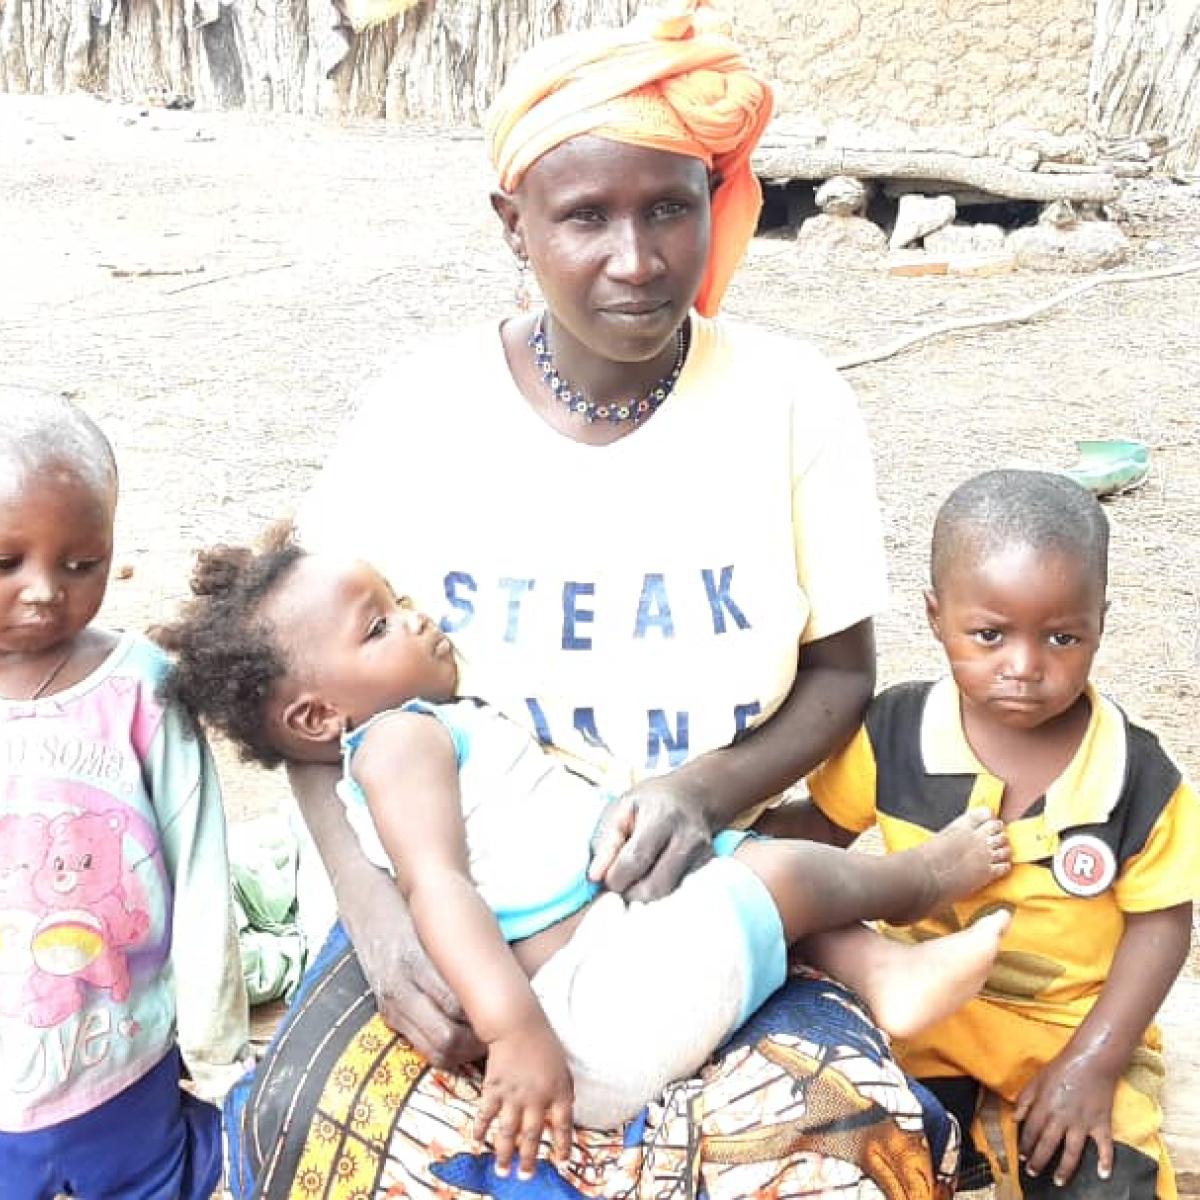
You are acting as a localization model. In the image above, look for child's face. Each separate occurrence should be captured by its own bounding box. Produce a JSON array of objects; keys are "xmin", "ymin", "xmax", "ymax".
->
[
  {"xmin": 267, "ymin": 556, "xmax": 459, "ymax": 730},
  {"xmin": 926, "ymin": 541, "xmax": 1105, "ymax": 732},
  {"xmin": 0, "ymin": 463, "xmax": 114, "ymax": 658}
]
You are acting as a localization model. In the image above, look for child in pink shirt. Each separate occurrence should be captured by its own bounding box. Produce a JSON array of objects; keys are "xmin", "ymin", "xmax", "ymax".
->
[{"xmin": 0, "ymin": 395, "xmax": 248, "ymax": 1199}]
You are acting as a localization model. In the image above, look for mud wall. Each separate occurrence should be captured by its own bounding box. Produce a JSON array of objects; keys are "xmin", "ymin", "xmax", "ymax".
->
[{"xmin": 723, "ymin": 0, "xmax": 1095, "ymax": 138}]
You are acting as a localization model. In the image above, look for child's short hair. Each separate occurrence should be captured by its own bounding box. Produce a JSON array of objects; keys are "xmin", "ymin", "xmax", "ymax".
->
[
  {"xmin": 154, "ymin": 528, "xmax": 305, "ymax": 769},
  {"xmin": 1, "ymin": 391, "xmax": 118, "ymax": 497},
  {"xmin": 931, "ymin": 469, "xmax": 1109, "ymax": 592}
]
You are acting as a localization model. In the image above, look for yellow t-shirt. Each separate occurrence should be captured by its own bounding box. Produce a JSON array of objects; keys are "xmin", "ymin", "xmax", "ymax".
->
[{"xmin": 298, "ymin": 314, "xmax": 888, "ymax": 791}]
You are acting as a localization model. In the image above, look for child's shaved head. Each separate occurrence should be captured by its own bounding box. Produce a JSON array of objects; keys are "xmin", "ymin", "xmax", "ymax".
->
[
  {"xmin": 1, "ymin": 391, "xmax": 118, "ymax": 499},
  {"xmin": 931, "ymin": 469, "xmax": 1109, "ymax": 593}
]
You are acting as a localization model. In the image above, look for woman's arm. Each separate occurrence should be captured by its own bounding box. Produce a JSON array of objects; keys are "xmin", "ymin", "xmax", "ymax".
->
[
  {"xmin": 1015, "ymin": 903, "xmax": 1192, "ymax": 1188},
  {"xmin": 691, "ymin": 618, "xmax": 876, "ymax": 821},
  {"xmin": 287, "ymin": 759, "xmax": 485, "ymax": 1066},
  {"xmin": 590, "ymin": 618, "xmax": 874, "ymax": 900},
  {"xmin": 752, "ymin": 796, "xmax": 858, "ymax": 846}
]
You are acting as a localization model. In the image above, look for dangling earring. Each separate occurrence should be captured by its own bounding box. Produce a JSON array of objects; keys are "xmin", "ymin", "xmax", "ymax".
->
[{"xmin": 514, "ymin": 255, "xmax": 533, "ymax": 312}]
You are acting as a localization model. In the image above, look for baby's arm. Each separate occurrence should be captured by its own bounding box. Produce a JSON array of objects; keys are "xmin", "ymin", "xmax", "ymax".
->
[
  {"xmin": 354, "ymin": 714, "xmax": 573, "ymax": 1178},
  {"xmin": 1015, "ymin": 902, "xmax": 1192, "ymax": 1188},
  {"xmin": 288, "ymin": 759, "xmax": 483, "ymax": 1064}
]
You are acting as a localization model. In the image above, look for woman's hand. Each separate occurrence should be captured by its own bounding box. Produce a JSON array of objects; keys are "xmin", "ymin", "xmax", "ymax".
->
[
  {"xmin": 589, "ymin": 623, "xmax": 876, "ymax": 901},
  {"xmin": 354, "ymin": 902, "xmax": 487, "ymax": 1067},
  {"xmin": 1015, "ymin": 1052, "xmax": 1119, "ymax": 1188},
  {"xmin": 588, "ymin": 776, "xmax": 715, "ymax": 902},
  {"xmin": 473, "ymin": 1021, "xmax": 574, "ymax": 1179}
]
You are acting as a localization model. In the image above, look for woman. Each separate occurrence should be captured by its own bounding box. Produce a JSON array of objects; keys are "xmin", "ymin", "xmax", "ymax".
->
[{"xmin": 225, "ymin": 4, "xmax": 960, "ymax": 1197}]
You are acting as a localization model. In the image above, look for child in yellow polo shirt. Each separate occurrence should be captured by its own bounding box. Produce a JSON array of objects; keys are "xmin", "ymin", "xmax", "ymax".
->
[{"xmin": 796, "ymin": 469, "xmax": 1199, "ymax": 1199}]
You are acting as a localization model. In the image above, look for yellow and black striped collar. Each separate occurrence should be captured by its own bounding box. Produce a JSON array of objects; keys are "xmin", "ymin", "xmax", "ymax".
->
[{"xmin": 919, "ymin": 678, "xmax": 1127, "ymax": 832}]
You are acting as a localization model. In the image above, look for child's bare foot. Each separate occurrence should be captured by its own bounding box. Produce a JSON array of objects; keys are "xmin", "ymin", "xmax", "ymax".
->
[
  {"xmin": 909, "ymin": 808, "xmax": 1011, "ymax": 912},
  {"xmin": 869, "ymin": 909, "xmax": 1012, "ymax": 1039}
]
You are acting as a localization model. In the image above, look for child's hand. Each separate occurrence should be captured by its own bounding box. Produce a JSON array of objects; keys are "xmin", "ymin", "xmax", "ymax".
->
[
  {"xmin": 1015, "ymin": 1053, "xmax": 1119, "ymax": 1188},
  {"xmin": 473, "ymin": 1022, "xmax": 573, "ymax": 1179}
]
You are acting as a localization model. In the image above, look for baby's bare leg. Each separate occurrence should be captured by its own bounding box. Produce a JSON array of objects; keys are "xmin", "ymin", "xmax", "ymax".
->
[
  {"xmin": 802, "ymin": 914, "xmax": 1011, "ymax": 1038},
  {"xmin": 732, "ymin": 808, "xmax": 1010, "ymax": 944}
]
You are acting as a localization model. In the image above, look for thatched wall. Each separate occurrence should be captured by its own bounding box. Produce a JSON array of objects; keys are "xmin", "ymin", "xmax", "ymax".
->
[{"xmin": 1, "ymin": 0, "xmax": 1196, "ymax": 174}]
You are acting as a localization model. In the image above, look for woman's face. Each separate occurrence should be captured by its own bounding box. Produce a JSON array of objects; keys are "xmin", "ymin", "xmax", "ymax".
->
[{"xmin": 498, "ymin": 136, "xmax": 712, "ymax": 366}]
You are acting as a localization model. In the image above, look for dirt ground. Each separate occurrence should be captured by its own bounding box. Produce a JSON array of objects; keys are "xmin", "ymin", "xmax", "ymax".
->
[{"xmin": 2, "ymin": 93, "xmax": 1199, "ymax": 1053}]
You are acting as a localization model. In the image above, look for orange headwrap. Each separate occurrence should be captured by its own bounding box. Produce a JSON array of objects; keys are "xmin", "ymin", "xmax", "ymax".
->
[{"xmin": 485, "ymin": 1, "xmax": 774, "ymax": 317}]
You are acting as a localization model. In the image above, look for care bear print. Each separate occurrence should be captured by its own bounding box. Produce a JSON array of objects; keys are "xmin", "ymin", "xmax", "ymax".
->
[{"xmin": 0, "ymin": 782, "xmax": 158, "ymax": 1031}]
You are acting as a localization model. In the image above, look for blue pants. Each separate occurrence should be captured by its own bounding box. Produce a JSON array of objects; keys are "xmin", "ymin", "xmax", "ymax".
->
[{"xmin": 0, "ymin": 1048, "xmax": 222, "ymax": 1199}]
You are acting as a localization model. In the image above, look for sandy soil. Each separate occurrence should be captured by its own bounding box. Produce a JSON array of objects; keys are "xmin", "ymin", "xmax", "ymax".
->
[{"xmin": 2, "ymin": 92, "xmax": 1198, "ymax": 1084}]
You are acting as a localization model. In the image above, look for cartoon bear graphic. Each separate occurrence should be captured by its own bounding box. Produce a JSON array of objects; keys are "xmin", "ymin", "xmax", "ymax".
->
[{"xmin": 27, "ymin": 810, "xmax": 150, "ymax": 1027}]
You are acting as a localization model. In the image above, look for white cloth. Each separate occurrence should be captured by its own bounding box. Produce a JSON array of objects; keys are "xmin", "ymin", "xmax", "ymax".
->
[{"xmin": 531, "ymin": 856, "xmax": 783, "ymax": 1128}]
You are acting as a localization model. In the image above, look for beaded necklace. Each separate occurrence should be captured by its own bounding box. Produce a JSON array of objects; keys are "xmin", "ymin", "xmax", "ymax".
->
[{"xmin": 528, "ymin": 311, "xmax": 687, "ymax": 426}]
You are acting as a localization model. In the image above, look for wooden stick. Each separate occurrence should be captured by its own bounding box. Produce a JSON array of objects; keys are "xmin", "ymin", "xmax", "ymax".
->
[{"xmin": 833, "ymin": 257, "xmax": 1200, "ymax": 371}]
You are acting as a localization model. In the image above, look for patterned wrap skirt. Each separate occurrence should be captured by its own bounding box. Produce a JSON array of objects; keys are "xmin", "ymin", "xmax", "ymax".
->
[{"xmin": 225, "ymin": 923, "xmax": 959, "ymax": 1200}]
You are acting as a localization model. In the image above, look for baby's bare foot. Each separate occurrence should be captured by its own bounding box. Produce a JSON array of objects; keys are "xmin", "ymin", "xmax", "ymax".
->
[
  {"xmin": 871, "ymin": 909, "xmax": 1012, "ymax": 1039},
  {"xmin": 916, "ymin": 808, "xmax": 1011, "ymax": 908}
]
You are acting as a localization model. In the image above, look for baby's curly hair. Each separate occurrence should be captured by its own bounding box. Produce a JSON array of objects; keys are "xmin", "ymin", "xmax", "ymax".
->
[{"xmin": 154, "ymin": 525, "xmax": 306, "ymax": 770}]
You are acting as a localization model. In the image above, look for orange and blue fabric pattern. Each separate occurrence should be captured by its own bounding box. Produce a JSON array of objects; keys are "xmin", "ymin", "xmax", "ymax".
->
[{"xmin": 226, "ymin": 921, "xmax": 960, "ymax": 1200}]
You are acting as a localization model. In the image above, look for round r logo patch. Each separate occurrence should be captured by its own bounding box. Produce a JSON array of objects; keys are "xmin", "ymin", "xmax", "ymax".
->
[{"xmin": 1053, "ymin": 834, "xmax": 1117, "ymax": 897}]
